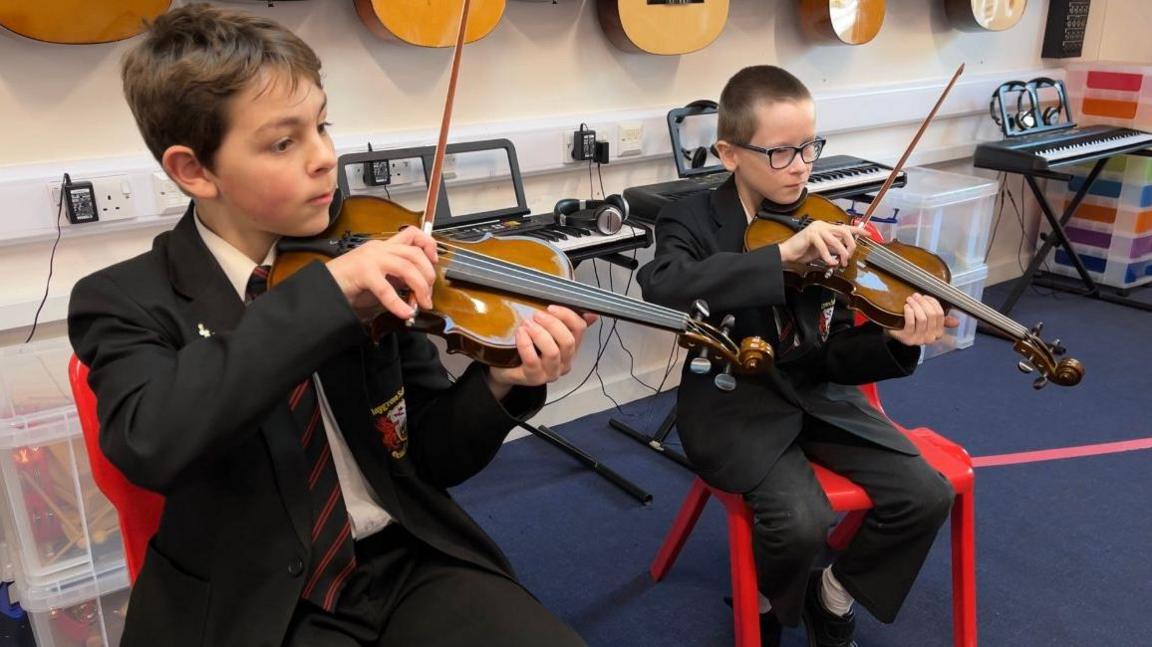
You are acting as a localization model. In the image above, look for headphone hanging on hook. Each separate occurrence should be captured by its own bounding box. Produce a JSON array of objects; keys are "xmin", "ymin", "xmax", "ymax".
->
[{"xmin": 553, "ymin": 194, "xmax": 629, "ymax": 235}]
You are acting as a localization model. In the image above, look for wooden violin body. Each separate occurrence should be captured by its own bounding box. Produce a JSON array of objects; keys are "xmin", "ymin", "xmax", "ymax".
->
[
  {"xmin": 354, "ymin": 0, "xmax": 505, "ymax": 47},
  {"xmin": 596, "ymin": 0, "xmax": 729, "ymax": 55},
  {"xmin": 0, "ymin": 0, "xmax": 171, "ymax": 44},
  {"xmin": 273, "ymin": 195, "xmax": 773, "ymax": 375},
  {"xmin": 745, "ymin": 195, "xmax": 1084, "ymax": 388}
]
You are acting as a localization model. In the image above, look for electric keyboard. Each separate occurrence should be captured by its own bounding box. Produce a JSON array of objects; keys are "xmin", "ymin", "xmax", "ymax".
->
[
  {"xmin": 437, "ymin": 214, "xmax": 652, "ymax": 264},
  {"xmin": 624, "ymin": 155, "xmax": 907, "ymax": 223},
  {"xmin": 973, "ymin": 125, "xmax": 1152, "ymax": 174}
]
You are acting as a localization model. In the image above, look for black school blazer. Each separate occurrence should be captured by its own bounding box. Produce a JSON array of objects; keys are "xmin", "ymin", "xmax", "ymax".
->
[
  {"xmin": 637, "ymin": 178, "xmax": 922, "ymax": 493},
  {"xmin": 69, "ymin": 208, "xmax": 544, "ymax": 646}
]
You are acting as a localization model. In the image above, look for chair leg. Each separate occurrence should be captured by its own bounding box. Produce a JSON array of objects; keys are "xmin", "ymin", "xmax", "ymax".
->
[
  {"xmin": 951, "ymin": 490, "xmax": 977, "ymax": 647},
  {"xmin": 650, "ymin": 479, "xmax": 711, "ymax": 581},
  {"xmin": 723, "ymin": 496, "xmax": 761, "ymax": 647},
  {"xmin": 827, "ymin": 509, "xmax": 867, "ymax": 551}
]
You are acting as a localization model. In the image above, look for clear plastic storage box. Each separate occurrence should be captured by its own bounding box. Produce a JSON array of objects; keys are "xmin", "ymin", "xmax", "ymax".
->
[
  {"xmin": 848, "ymin": 167, "xmax": 999, "ymax": 273},
  {"xmin": 922, "ymin": 264, "xmax": 989, "ymax": 362},
  {"xmin": 0, "ymin": 339, "xmax": 124, "ymax": 587},
  {"xmin": 19, "ymin": 561, "xmax": 129, "ymax": 647}
]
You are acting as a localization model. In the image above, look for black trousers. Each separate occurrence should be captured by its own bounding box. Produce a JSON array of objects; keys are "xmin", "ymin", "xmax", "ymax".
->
[
  {"xmin": 741, "ymin": 415, "xmax": 954, "ymax": 626},
  {"xmin": 284, "ymin": 524, "xmax": 586, "ymax": 647}
]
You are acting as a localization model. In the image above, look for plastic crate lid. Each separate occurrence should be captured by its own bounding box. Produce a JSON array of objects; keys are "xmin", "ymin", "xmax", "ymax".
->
[
  {"xmin": 15, "ymin": 559, "xmax": 128, "ymax": 612},
  {"xmin": 882, "ymin": 167, "xmax": 999, "ymax": 210},
  {"xmin": 0, "ymin": 338, "xmax": 79, "ymax": 449}
]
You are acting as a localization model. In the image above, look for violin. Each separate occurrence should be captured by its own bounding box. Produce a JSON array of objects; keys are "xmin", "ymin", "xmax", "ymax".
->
[
  {"xmin": 271, "ymin": 0, "xmax": 772, "ymax": 383},
  {"xmin": 271, "ymin": 195, "xmax": 772, "ymax": 376},
  {"xmin": 745, "ymin": 63, "xmax": 1083, "ymax": 389},
  {"xmin": 744, "ymin": 195, "xmax": 1083, "ymax": 388}
]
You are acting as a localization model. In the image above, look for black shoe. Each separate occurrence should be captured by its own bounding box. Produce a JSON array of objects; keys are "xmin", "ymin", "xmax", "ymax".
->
[
  {"xmin": 723, "ymin": 596, "xmax": 782, "ymax": 647},
  {"xmin": 803, "ymin": 571, "xmax": 858, "ymax": 647}
]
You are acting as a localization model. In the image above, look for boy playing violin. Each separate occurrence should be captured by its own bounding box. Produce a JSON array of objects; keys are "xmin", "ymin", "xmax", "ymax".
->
[
  {"xmin": 638, "ymin": 65, "xmax": 960, "ymax": 647},
  {"xmin": 68, "ymin": 4, "xmax": 590, "ymax": 646}
]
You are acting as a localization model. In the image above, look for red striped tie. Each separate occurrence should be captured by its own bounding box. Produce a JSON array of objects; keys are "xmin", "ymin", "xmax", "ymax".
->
[{"xmin": 246, "ymin": 266, "xmax": 357, "ymax": 612}]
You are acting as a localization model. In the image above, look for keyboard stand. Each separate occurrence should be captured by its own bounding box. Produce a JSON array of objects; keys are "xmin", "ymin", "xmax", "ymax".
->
[
  {"xmin": 516, "ymin": 420, "xmax": 652, "ymax": 504},
  {"xmin": 992, "ymin": 151, "xmax": 1152, "ymax": 325}
]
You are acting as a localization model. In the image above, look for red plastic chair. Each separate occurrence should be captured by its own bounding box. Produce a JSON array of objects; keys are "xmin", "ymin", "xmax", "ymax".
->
[
  {"xmin": 68, "ymin": 355, "xmax": 165, "ymax": 582},
  {"xmin": 648, "ymin": 381, "xmax": 976, "ymax": 647}
]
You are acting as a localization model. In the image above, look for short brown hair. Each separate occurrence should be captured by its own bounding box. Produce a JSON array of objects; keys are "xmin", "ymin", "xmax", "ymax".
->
[
  {"xmin": 718, "ymin": 66, "xmax": 811, "ymax": 144},
  {"xmin": 121, "ymin": 3, "xmax": 322, "ymax": 170}
]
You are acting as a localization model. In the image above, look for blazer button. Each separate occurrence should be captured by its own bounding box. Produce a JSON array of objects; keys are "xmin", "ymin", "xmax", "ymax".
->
[{"xmin": 288, "ymin": 558, "xmax": 304, "ymax": 577}]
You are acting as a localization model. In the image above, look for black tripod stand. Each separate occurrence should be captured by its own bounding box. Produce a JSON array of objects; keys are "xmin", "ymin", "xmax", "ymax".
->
[
  {"xmin": 517, "ymin": 419, "xmax": 652, "ymax": 504},
  {"xmin": 608, "ymin": 402, "xmax": 692, "ymax": 470}
]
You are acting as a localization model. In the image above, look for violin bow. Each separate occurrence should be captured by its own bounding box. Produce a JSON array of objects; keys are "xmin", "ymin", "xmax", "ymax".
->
[
  {"xmin": 856, "ymin": 63, "xmax": 965, "ymax": 229},
  {"xmin": 420, "ymin": 0, "xmax": 472, "ymax": 235}
]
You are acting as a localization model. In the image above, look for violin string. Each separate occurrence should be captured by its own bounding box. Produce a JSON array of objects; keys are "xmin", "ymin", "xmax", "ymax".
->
[
  {"xmin": 329, "ymin": 230, "xmax": 683, "ymax": 327},
  {"xmin": 443, "ymin": 248, "xmax": 690, "ymax": 331},
  {"xmin": 313, "ymin": 229, "xmax": 737, "ymax": 354},
  {"xmin": 441, "ymin": 251, "xmax": 739, "ymax": 357},
  {"xmin": 856, "ymin": 238, "xmax": 1028, "ymax": 337}
]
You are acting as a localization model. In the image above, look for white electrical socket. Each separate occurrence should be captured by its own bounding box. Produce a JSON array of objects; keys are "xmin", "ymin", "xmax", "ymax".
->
[
  {"xmin": 152, "ymin": 171, "xmax": 189, "ymax": 215},
  {"xmin": 48, "ymin": 174, "xmax": 138, "ymax": 223},
  {"xmin": 618, "ymin": 122, "xmax": 643, "ymax": 157},
  {"xmin": 442, "ymin": 153, "xmax": 457, "ymax": 181},
  {"xmin": 561, "ymin": 131, "xmax": 578, "ymax": 165},
  {"xmin": 389, "ymin": 159, "xmax": 415, "ymax": 186}
]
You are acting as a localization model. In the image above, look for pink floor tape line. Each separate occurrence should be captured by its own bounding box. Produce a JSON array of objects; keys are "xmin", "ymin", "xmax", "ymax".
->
[{"xmin": 972, "ymin": 437, "xmax": 1152, "ymax": 468}]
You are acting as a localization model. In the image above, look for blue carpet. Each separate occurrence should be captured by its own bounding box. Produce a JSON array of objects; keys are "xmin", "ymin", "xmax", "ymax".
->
[{"xmin": 453, "ymin": 280, "xmax": 1152, "ymax": 646}]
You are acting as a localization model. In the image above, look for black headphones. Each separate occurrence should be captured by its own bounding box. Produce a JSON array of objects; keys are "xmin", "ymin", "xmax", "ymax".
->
[
  {"xmin": 989, "ymin": 78, "xmax": 1067, "ymax": 134},
  {"xmin": 553, "ymin": 194, "xmax": 629, "ymax": 235},
  {"xmin": 677, "ymin": 99, "xmax": 720, "ymax": 168}
]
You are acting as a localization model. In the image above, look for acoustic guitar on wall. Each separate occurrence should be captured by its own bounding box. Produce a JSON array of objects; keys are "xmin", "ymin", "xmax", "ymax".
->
[
  {"xmin": 597, "ymin": 0, "xmax": 730, "ymax": 56},
  {"xmin": 354, "ymin": 0, "xmax": 505, "ymax": 47},
  {"xmin": 0, "ymin": 0, "xmax": 172, "ymax": 44},
  {"xmin": 945, "ymin": 0, "xmax": 1028, "ymax": 32},
  {"xmin": 800, "ymin": 0, "xmax": 886, "ymax": 46}
]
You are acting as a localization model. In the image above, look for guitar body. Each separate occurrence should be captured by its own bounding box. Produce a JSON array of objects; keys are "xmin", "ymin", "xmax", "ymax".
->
[
  {"xmin": 944, "ymin": 0, "xmax": 1028, "ymax": 32},
  {"xmin": 354, "ymin": 0, "xmax": 505, "ymax": 47},
  {"xmin": 0, "ymin": 0, "xmax": 171, "ymax": 44},
  {"xmin": 597, "ymin": 0, "xmax": 730, "ymax": 56},
  {"xmin": 800, "ymin": 0, "xmax": 886, "ymax": 46}
]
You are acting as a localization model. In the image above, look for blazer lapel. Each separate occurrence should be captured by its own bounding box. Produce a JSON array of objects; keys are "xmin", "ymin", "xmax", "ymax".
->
[
  {"xmin": 710, "ymin": 177, "xmax": 752, "ymax": 253},
  {"xmin": 165, "ymin": 206, "xmax": 313, "ymax": 549}
]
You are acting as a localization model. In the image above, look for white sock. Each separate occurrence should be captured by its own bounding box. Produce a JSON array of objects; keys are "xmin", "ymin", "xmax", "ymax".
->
[
  {"xmin": 759, "ymin": 592, "xmax": 772, "ymax": 614},
  {"xmin": 820, "ymin": 567, "xmax": 855, "ymax": 617}
]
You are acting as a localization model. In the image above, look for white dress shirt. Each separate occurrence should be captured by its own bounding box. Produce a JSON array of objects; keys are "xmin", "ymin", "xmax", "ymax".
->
[{"xmin": 194, "ymin": 215, "xmax": 392, "ymax": 539}]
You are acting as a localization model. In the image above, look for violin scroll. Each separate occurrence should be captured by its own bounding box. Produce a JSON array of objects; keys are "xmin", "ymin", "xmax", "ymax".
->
[{"xmin": 1014, "ymin": 323, "xmax": 1084, "ymax": 389}]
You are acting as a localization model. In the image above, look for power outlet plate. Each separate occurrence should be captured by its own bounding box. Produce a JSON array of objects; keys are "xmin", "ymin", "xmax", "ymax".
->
[
  {"xmin": 618, "ymin": 122, "xmax": 643, "ymax": 157},
  {"xmin": 152, "ymin": 172, "xmax": 188, "ymax": 215},
  {"xmin": 48, "ymin": 174, "xmax": 138, "ymax": 223},
  {"xmin": 562, "ymin": 131, "xmax": 578, "ymax": 165}
]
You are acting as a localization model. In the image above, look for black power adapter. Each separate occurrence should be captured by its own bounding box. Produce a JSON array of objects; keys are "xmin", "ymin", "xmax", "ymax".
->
[
  {"xmin": 62, "ymin": 176, "xmax": 98, "ymax": 224},
  {"xmin": 572, "ymin": 124, "xmax": 597, "ymax": 161}
]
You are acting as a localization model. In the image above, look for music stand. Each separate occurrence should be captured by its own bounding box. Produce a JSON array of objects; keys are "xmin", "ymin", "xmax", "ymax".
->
[{"xmin": 336, "ymin": 139, "xmax": 653, "ymax": 504}]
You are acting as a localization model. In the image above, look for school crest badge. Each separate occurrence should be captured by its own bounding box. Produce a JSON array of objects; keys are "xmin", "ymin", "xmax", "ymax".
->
[
  {"xmin": 817, "ymin": 297, "xmax": 837, "ymax": 341},
  {"xmin": 371, "ymin": 389, "xmax": 408, "ymax": 460}
]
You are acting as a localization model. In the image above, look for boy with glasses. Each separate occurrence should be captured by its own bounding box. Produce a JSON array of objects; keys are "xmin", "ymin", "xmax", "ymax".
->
[{"xmin": 638, "ymin": 65, "xmax": 958, "ymax": 647}]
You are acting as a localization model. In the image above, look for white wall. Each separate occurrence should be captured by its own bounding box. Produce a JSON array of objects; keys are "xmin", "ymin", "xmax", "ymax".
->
[{"xmin": 0, "ymin": 0, "xmax": 1143, "ymax": 426}]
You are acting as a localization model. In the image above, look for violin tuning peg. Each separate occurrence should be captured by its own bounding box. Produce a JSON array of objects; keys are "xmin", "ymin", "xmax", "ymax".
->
[
  {"xmin": 1050, "ymin": 339, "xmax": 1066, "ymax": 356},
  {"xmin": 691, "ymin": 299, "xmax": 711, "ymax": 320},
  {"xmin": 1017, "ymin": 361, "xmax": 1035, "ymax": 374},
  {"xmin": 1031, "ymin": 321, "xmax": 1045, "ymax": 335},
  {"xmin": 689, "ymin": 354, "xmax": 712, "ymax": 375},
  {"xmin": 1032, "ymin": 375, "xmax": 1049, "ymax": 390},
  {"xmin": 714, "ymin": 362, "xmax": 737, "ymax": 392},
  {"xmin": 714, "ymin": 371, "xmax": 737, "ymax": 392}
]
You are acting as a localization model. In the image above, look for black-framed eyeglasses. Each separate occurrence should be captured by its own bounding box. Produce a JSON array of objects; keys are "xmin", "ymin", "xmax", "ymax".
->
[{"xmin": 735, "ymin": 137, "xmax": 826, "ymax": 169}]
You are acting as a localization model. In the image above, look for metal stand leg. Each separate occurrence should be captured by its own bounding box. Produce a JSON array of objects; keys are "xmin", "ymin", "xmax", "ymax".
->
[
  {"xmin": 608, "ymin": 403, "xmax": 693, "ymax": 470},
  {"xmin": 517, "ymin": 421, "xmax": 652, "ymax": 505}
]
